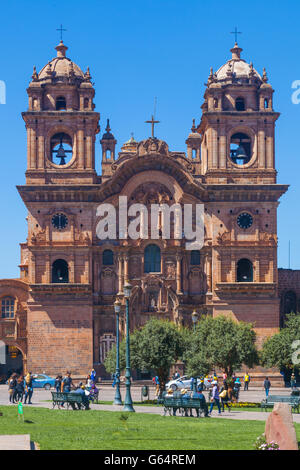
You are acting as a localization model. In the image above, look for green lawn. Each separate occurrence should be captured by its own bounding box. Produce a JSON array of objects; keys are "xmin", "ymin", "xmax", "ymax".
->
[{"xmin": 1, "ymin": 405, "xmax": 300, "ymax": 450}]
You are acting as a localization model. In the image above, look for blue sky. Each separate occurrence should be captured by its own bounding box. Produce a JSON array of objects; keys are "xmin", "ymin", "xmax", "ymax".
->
[{"xmin": 0, "ymin": 0, "xmax": 299, "ymax": 278}]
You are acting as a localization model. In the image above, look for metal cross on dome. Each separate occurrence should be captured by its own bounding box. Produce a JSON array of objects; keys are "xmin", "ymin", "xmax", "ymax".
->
[
  {"xmin": 145, "ymin": 115, "xmax": 160, "ymax": 138},
  {"xmin": 231, "ymin": 27, "xmax": 242, "ymax": 43},
  {"xmin": 56, "ymin": 24, "xmax": 67, "ymax": 42}
]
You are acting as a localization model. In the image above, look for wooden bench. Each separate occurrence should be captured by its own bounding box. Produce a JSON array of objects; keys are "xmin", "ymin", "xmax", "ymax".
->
[
  {"xmin": 51, "ymin": 392, "xmax": 86, "ymax": 410},
  {"xmin": 163, "ymin": 396, "xmax": 207, "ymax": 417},
  {"xmin": 260, "ymin": 395, "xmax": 300, "ymax": 413}
]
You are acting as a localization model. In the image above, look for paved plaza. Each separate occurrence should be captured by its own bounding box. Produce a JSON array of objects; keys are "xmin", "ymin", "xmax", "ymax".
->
[{"xmin": 0, "ymin": 384, "xmax": 299, "ymax": 424}]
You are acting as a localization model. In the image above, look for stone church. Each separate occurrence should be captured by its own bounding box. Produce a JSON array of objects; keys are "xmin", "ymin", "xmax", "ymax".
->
[{"xmin": 0, "ymin": 39, "xmax": 296, "ymax": 378}]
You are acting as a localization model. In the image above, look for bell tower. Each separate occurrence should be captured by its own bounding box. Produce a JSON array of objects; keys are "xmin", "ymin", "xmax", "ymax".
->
[
  {"xmin": 197, "ymin": 42, "xmax": 277, "ymax": 184},
  {"xmin": 23, "ymin": 40, "xmax": 100, "ymax": 185}
]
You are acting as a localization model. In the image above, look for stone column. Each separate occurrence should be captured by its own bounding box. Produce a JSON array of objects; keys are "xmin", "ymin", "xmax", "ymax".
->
[
  {"xmin": 38, "ymin": 134, "xmax": 45, "ymax": 169},
  {"xmin": 205, "ymin": 253, "xmax": 212, "ymax": 292},
  {"xmin": 258, "ymin": 128, "xmax": 266, "ymax": 168},
  {"xmin": 86, "ymin": 133, "xmax": 93, "ymax": 169},
  {"xmin": 69, "ymin": 254, "xmax": 75, "ymax": 283},
  {"xmin": 254, "ymin": 259, "xmax": 260, "ymax": 283},
  {"xmin": 78, "ymin": 129, "xmax": 85, "ymax": 168},
  {"xmin": 176, "ymin": 253, "xmax": 183, "ymax": 294},
  {"xmin": 45, "ymin": 254, "xmax": 51, "ymax": 283},
  {"xmin": 117, "ymin": 255, "xmax": 123, "ymax": 295},
  {"xmin": 30, "ymin": 253, "xmax": 36, "ymax": 284},
  {"xmin": 124, "ymin": 254, "xmax": 129, "ymax": 281},
  {"xmin": 211, "ymin": 127, "xmax": 218, "ymax": 168},
  {"xmin": 219, "ymin": 131, "xmax": 227, "ymax": 168}
]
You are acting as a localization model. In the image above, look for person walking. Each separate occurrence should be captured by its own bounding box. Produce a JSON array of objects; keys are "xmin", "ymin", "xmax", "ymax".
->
[
  {"xmin": 60, "ymin": 371, "xmax": 73, "ymax": 408},
  {"xmin": 209, "ymin": 381, "xmax": 221, "ymax": 415},
  {"xmin": 91, "ymin": 369, "xmax": 97, "ymax": 384},
  {"xmin": 8, "ymin": 374, "xmax": 18, "ymax": 403},
  {"xmin": 55, "ymin": 375, "xmax": 62, "ymax": 393},
  {"xmin": 264, "ymin": 377, "xmax": 271, "ymax": 397},
  {"xmin": 16, "ymin": 376, "xmax": 25, "ymax": 402},
  {"xmin": 233, "ymin": 378, "xmax": 241, "ymax": 401},
  {"xmin": 24, "ymin": 372, "xmax": 33, "ymax": 404},
  {"xmin": 291, "ymin": 373, "xmax": 297, "ymax": 390},
  {"xmin": 244, "ymin": 372, "xmax": 250, "ymax": 391},
  {"xmin": 219, "ymin": 384, "xmax": 231, "ymax": 412},
  {"xmin": 154, "ymin": 375, "xmax": 160, "ymax": 398}
]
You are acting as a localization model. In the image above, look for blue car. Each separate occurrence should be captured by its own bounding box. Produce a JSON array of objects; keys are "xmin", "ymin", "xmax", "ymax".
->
[{"xmin": 32, "ymin": 374, "xmax": 56, "ymax": 390}]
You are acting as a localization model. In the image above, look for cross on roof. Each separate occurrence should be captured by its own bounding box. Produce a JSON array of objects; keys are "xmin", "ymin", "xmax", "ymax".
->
[
  {"xmin": 231, "ymin": 27, "xmax": 242, "ymax": 43},
  {"xmin": 145, "ymin": 115, "xmax": 160, "ymax": 138},
  {"xmin": 56, "ymin": 24, "xmax": 67, "ymax": 42}
]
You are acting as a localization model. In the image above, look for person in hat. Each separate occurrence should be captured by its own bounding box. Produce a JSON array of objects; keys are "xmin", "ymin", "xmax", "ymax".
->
[
  {"xmin": 209, "ymin": 381, "xmax": 221, "ymax": 415},
  {"xmin": 233, "ymin": 377, "xmax": 241, "ymax": 401},
  {"xmin": 73, "ymin": 384, "xmax": 90, "ymax": 410}
]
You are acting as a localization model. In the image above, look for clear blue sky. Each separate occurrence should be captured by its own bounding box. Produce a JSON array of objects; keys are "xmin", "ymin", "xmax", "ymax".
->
[{"xmin": 0, "ymin": 0, "xmax": 299, "ymax": 278}]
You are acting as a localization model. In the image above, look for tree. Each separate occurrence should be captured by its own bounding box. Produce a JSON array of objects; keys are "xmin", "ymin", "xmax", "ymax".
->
[
  {"xmin": 183, "ymin": 315, "xmax": 259, "ymax": 377},
  {"xmin": 260, "ymin": 313, "xmax": 300, "ymax": 372},
  {"xmin": 104, "ymin": 318, "xmax": 184, "ymax": 390}
]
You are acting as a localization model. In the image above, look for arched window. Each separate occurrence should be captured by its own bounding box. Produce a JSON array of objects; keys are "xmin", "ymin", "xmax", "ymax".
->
[
  {"xmin": 1, "ymin": 297, "xmax": 15, "ymax": 318},
  {"xmin": 103, "ymin": 249, "xmax": 114, "ymax": 266},
  {"xmin": 144, "ymin": 244, "xmax": 161, "ymax": 273},
  {"xmin": 230, "ymin": 132, "xmax": 251, "ymax": 165},
  {"xmin": 84, "ymin": 97, "xmax": 89, "ymax": 109},
  {"xmin": 264, "ymin": 98, "xmax": 269, "ymax": 109},
  {"xmin": 52, "ymin": 259, "xmax": 69, "ymax": 283},
  {"xmin": 56, "ymin": 96, "xmax": 66, "ymax": 110},
  {"xmin": 235, "ymin": 97, "xmax": 245, "ymax": 111},
  {"xmin": 105, "ymin": 149, "xmax": 112, "ymax": 159},
  {"xmin": 190, "ymin": 250, "xmax": 201, "ymax": 265},
  {"xmin": 214, "ymin": 98, "xmax": 218, "ymax": 108},
  {"xmin": 237, "ymin": 259, "xmax": 253, "ymax": 282},
  {"xmin": 192, "ymin": 149, "xmax": 197, "ymax": 159},
  {"xmin": 50, "ymin": 132, "xmax": 73, "ymax": 166}
]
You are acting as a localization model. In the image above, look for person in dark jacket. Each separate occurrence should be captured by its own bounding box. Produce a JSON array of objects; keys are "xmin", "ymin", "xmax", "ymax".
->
[
  {"xmin": 15, "ymin": 376, "xmax": 25, "ymax": 402},
  {"xmin": 73, "ymin": 385, "xmax": 90, "ymax": 410},
  {"xmin": 264, "ymin": 377, "xmax": 271, "ymax": 397},
  {"xmin": 24, "ymin": 372, "xmax": 33, "ymax": 404},
  {"xmin": 55, "ymin": 375, "xmax": 62, "ymax": 393},
  {"xmin": 8, "ymin": 374, "xmax": 18, "ymax": 403}
]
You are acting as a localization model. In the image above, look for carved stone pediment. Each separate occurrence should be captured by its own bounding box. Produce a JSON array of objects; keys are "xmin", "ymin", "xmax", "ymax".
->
[{"xmin": 137, "ymin": 137, "xmax": 169, "ymax": 157}]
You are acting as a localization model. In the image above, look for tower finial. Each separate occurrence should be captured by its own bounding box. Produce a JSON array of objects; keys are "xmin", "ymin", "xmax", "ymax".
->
[
  {"xmin": 55, "ymin": 40, "xmax": 68, "ymax": 58},
  {"xmin": 262, "ymin": 67, "xmax": 268, "ymax": 83}
]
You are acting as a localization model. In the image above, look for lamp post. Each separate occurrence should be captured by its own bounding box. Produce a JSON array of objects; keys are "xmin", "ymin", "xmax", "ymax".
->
[
  {"xmin": 123, "ymin": 281, "xmax": 135, "ymax": 412},
  {"xmin": 113, "ymin": 299, "xmax": 122, "ymax": 405},
  {"xmin": 191, "ymin": 310, "xmax": 198, "ymax": 332}
]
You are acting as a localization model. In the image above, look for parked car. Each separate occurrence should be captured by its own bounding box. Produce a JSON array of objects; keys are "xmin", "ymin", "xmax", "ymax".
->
[
  {"xmin": 31, "ymin": 374, "xmax": 56, "ymax": 390},
  {"xmin": 165, "ymin": 375, "xmax": 212, "ymax": 391}
]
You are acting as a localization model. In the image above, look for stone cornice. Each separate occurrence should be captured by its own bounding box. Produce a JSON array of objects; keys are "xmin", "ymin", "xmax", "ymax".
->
[
  {"xmin": 29, "ymin": 283, "xmax": 92, "ymax": 295},
  {"xmin": 216, "ymin": 282, "xmax": 277, "ymax": 294}
]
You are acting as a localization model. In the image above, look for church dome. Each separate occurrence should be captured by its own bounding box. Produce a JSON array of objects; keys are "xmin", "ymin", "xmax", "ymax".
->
[
  {"xmin": 38, "ymin": 41, "xmax": 85, "ymax": 82},
  {"xmin": 213, "ymin": 43, "xmax": 261, "ymax": 84}
]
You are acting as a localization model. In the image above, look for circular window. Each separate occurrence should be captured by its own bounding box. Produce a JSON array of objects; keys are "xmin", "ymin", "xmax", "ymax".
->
[
  {"xmin": 52, "ymin": 213, "xmax": 68, "ymax": 230},
  {"xmin": 237, "ymin": 212, "xmax": 253, "ymax": 229}
]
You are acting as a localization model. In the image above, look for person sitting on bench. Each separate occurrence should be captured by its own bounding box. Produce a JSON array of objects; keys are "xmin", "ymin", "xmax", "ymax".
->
[{"xmin": 73, "ymin": 385, "xmax": 90, "ymax": 410}]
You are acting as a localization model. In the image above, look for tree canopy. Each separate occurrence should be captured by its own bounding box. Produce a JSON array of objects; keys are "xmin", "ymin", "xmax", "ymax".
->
[
  {"xmin": 104, "ymin": 318, "xmax": 184, "ymax": 388},
  {"xmin": 260, "ymin": 313, "xmax": 300, "ymax": 371},
  {"xmin": 183, "ymin": 315, "xmax": 259, "ymax": 377}
]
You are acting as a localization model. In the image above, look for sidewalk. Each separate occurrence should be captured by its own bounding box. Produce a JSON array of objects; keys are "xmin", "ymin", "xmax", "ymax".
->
[{"xmin": 0, "ymin": 434, "xmax": 32, "ymax": 450}]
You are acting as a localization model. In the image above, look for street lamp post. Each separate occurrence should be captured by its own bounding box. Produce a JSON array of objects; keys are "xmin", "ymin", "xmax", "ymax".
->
[
  {"xmin": 123, "ymin": 281, "xmax": 135, "ymax": 412},
  {"xmin": 113, "ymin": 299, "xmax": 122, "ymax": 405},
  {"xmin": 191, "ymin": 310, "xmax": 198, "ymax": 333}
]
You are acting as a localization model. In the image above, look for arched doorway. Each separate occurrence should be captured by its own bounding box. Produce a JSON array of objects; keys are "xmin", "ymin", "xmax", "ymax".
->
[{"xmin": 0, "ymin": 342, "xmax": 24, "ymax": 382}]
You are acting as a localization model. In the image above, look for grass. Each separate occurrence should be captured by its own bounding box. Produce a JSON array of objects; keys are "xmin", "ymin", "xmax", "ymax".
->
[{"xmin": 1, "ymin": 405, "xmax": 300, "ymax": 450}]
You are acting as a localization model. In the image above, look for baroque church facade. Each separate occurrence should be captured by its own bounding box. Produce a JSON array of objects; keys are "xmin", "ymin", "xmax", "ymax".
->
[{"xmin": 0, "ymin": 39, "xmax": 294, "ymax": 377}]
